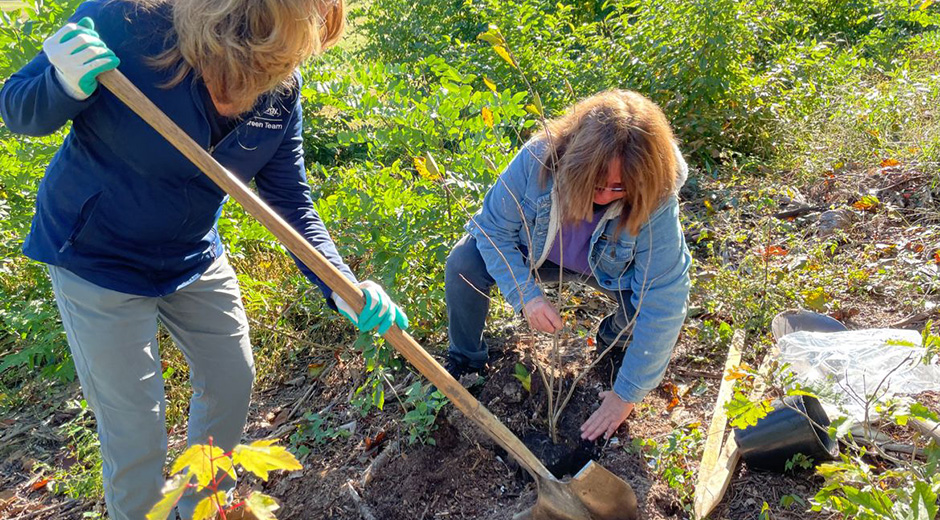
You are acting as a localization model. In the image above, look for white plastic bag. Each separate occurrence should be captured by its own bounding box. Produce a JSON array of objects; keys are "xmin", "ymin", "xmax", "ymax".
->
[{"xmin": 777, "ymin": 329, "xmax": 940, "ymax": 421}]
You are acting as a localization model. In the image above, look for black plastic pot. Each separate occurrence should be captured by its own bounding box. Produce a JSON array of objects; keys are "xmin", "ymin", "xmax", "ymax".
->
[{"xmin": 735, "ymin": 394, "xmax": 839, "ymax": 471}]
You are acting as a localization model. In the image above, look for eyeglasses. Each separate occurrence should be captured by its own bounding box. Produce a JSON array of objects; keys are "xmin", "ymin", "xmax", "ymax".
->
[{"xmin": 594, "ymin": 185, "xmax": 626, "ymax": 192}]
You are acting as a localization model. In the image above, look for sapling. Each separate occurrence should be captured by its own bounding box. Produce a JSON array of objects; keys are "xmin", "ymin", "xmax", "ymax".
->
[{"xmin": 147, "ymin": 436, "xmax": 301, "ymax": 520}]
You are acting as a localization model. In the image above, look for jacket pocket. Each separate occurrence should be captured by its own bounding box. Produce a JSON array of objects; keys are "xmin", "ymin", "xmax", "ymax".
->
[
  {"xmin": 58, "ymin": 191, "xmax": 104, "ymax": 253},
  {"xmin": 595, "ymin": 234, "xmax": 635, "ymax": 279}
]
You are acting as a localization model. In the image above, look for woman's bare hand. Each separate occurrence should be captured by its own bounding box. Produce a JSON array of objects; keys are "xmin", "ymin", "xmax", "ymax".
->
[{"xmin": 523, "ymin": 296, "xmax": 564, "ymax": 333}]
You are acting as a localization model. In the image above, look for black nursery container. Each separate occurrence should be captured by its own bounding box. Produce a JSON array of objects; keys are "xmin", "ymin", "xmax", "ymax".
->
[{"xmin": 735, "ymin": 394, "xmax": 839, "ymax": 471}]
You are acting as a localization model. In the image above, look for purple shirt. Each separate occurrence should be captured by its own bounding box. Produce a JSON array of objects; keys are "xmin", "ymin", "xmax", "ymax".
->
[{"xmin": 545, "ymin": 207, "xmax": 607, "ymax": 274}]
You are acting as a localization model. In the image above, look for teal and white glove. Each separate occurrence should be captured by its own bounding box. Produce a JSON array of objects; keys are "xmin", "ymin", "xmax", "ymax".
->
[
  {"xmin": 43, "ymin": 17, "xmax": 120, "ymax": 101},
  {"xmin": 332, "ymin": 281, "xmax": 409, "ymax": 335}
]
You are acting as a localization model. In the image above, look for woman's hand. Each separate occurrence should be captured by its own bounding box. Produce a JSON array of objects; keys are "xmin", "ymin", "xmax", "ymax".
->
[
  {"xmin": 523, "ymin": 296, "xmax": 564, "ymax": 333},
  {"xmin": 332, "ymin": 281, "xmax": 409, "ymax": 335},
  {"xmin": 580, "ymin": 391, "xmax": 635, "ymax": 441},
  {"xmin": 44, "ymin": 17, "xmax": 120, "ymax": 100}
]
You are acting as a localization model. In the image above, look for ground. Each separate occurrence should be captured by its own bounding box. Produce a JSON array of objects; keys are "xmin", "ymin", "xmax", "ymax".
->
[{"xmin": 0, "ymin": 165, "xmax": 937, "ymax": 519}]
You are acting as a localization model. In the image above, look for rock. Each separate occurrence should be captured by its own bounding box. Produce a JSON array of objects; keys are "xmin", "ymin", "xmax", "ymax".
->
[
  {"xmin": 285, "ymin": 375, "xmax": 305, "ymax": 387},
  {"xmin": 338, "ymin": 420, "xmax": 357, "ymax": 436},
  {"xmin": 817, "ymin": 209, "xmax": 855, "ymax": 237},
  {"xmin": 502, "ymin": 383, "xmax": 523, "ymax": 403}
]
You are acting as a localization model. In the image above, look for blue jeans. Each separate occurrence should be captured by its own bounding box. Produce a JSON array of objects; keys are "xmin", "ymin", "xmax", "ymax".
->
[{"xmin": 445, "ymin": 235, "xmax": 637, "ymax": 368}]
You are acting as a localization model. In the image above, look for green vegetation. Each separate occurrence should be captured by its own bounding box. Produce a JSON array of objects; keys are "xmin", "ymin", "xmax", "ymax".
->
[{"xmin": 1, "ymin": 0, "xmax": 938, "ymax": 517}]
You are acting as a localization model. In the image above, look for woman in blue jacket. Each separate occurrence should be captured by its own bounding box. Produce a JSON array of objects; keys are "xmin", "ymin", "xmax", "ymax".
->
[
  {"xmin": 445, "ymin": 90, "xmax": 692, "ymax": 442},
  {"xmin": 0, "ymin": 1, "xmax": 407, "ymax": 518}
]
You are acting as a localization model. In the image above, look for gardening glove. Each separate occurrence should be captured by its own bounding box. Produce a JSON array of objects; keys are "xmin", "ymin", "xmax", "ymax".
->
[
  {"xmin": 43, "ymin": 17, "xmax": 120, "ymax": 101},
  {"xmin": 332, "ymin": 281, "xmax": 409, "ymax": 335}
]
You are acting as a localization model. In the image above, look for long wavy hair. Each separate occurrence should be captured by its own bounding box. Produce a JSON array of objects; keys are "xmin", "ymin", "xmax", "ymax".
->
[
  {"xmin": 537, "ymin": 90, "xmax": 679, "ymax": 236},
  {"xmin": 129, "ymin": 0, "xmax": 345, "ymax": 114}
]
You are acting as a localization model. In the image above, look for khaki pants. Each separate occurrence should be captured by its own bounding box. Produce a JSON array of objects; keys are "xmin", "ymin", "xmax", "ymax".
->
[{"xmin": 49, "ymin": 255, "xmax": 254, "ymax": 520}]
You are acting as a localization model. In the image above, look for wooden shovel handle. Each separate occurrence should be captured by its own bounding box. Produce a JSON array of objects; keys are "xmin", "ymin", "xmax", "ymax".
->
[{"xmin": 97, "ymin": 69, "xmax": 552, "ymax": 480}]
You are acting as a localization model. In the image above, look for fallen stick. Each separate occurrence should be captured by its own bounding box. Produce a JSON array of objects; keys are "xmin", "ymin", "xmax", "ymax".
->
[
  {"xmin": 360, "ymin": 440, "xmax": 401, "ymax": 488},
  {"xmin": 344, "ymin": 481, "xmax": 377, "ymax": 520},
  {"xmin": 910, "ymin": 417, "xmax": 940, "ymax": 445},
  {"xmin": 9, "ymin": 499, "xmax": 78, "ymax": 520},
  {"xmin": 692, "ymin": 329, "xmax": 743, "ymax": 520}
]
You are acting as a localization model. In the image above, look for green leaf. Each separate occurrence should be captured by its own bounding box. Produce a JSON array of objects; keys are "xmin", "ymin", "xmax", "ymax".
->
[
  {"xmin": 170, "ymin": 445, "xmax": 235, "ymax": 490},
  {"xmin": 513, "ymin": 363, "xmax": 531, "ymax": 392},
  {"xmin": 146, "ymin": 472, "xmax": 192, "ymax": 520},
  {"xmin": 786, "ymin": 388, "xmax": 819, "ymax": 399},
  {"xmin": 532, "ymin": 91, "xmax": 543, "ymax": 117},
  {"xmin": 232, "ymin": 439, "xmax": 302, "ymax": 481},
  {"xmin": 245, "ymin": 492, "xmax": 281, "ymax": 520},
  {"xmin": 725, "ymin": 392, "xmax": 773, "ymax": 429},
  {"xmin": 423, "ymin": 152, "xmax": 442, "ymax": 180},
  {"xmin": 827, "ymin": 416, "xmax": 854, "ymax": 440},
  {"xmin": 910, "ymin": 402, "xmax": 940, "ymax": 423},
  {"xmin": 802, "ymin": 287, "xmax": 829, "ymax": 312},
  {"xmin": 192, "ymin": 492, "xmax": 226, "ymax": 520},
  {"xmin": 911, "ymin": 480, "xmax": 938, "ymax": 520}
]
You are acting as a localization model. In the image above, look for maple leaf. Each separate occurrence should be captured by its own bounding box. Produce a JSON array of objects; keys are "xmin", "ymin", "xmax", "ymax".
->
[
  {"xmin": 170, "ymin": 445, "xmax": 235, "ymax": 490},
  {"xmin": 725, "ymin": 392, "xmax": 773, "ymax": 429},
  {"xmin": 245, "ymin": 492, "xmax": 281, "ymax": 520},
  {"xmin": 192, "ymin": 492, "xmax": 227, "ymax": 520},
  {"xmin": 146, "ymin": 472, "xmax": 193, "ymax": 520},
  {"xmin": 232, "ymin": 440, "xmax": 302, "ymax": 482}
]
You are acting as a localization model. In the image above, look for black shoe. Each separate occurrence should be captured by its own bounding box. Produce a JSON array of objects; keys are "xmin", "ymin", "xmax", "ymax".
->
[
  {"xmin": 444, "ymin": 356, "xmax": 484, "ymax": 380},
  {"xmin": 593, "ymin": 336, "xmax": 625, "ymax": 374}
]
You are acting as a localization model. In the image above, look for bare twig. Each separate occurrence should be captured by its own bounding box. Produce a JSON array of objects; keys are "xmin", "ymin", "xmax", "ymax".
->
[
  {"xmin": 360, "ymin": 440, "xmax": 401, "ymax": 488},
  {"xmin": 344, "ymin": 481, "xmax": 377, "ymax": 520}
]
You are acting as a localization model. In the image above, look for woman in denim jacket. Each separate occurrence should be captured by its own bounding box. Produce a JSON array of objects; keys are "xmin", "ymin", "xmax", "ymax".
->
[{"xmin": 445, "ymin": 90, "xmax": 692, "ymax": 442}]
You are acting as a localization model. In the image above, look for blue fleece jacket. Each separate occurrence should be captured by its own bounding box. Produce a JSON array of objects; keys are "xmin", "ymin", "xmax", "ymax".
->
[{"xmin": 0, "ymin": 0, "xmax": 357, "ymax": 299}]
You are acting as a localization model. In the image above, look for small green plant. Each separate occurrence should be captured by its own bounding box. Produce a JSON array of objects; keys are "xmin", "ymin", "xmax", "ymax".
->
[
  {"xmin": 37, "ymin": 400, "xmax": 103, "ymax": 500},
  {"xmin": 513, "ymin": 363, "xmax": 531, "ymax": 392},
  {"xmin": 628, "ymin": 424, "xmax": 704, "ymax": 510},
  {"xmin": 288, "ymin": 412, "xmax": 351, "ymax": 457},
  {"xmin": 147, "ymin": 437, "xmax": 301, "ymax": 520},
  {"xmin": 758, "ymin": 501, "xmax": 772, "ymax": 520},
  {"xmin": 783, "ymin": 453, "xmax": 814, "ymax": 473},
  {"xmin": 779, "ymin": 494, "xmax": 806, "ymax": 509},
  {"xmin": 400, "ymin": 381, "xmax": 446, "ymax": 445},
  {"xmin": 811, "ymin": 446, "xmax": 939, "ymax": 520},
  {"xmin": 920, "ymin": 320, "xmax": 939, "ymax": 364}
]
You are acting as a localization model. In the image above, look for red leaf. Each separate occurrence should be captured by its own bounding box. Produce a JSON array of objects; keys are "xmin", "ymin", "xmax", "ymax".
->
[
  {"xmin": 933, "ymin": 251, "xmax": 940, "ymax": 264},
  {"xmin": 29, "ymin": 478, "xmax": 49, "ymax": 492},
  {"xmin": 365, "ymin": 431, "xmax": 387, "ymax": 452},
  {"xmin": 758, "ymin": 245, "xmax": 788, "ymax": 260}
]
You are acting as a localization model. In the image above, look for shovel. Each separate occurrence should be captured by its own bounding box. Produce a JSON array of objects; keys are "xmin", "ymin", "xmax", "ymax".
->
[{"xmin": 97, "ymin": 70, "xmax": 638, "ymax": 520}]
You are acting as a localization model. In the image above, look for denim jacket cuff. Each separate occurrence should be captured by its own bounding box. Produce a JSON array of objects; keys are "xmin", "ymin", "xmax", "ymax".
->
[{"xmin": 612, "ymin": 377, "xmax": 647, "ymax": 404}]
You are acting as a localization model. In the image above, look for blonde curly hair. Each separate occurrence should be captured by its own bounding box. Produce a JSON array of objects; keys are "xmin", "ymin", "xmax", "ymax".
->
[
  {"xmin": 131, "ymin": 0, "xmax": 345, "ymax": 114},
  {"xmin": 538, "ymin": 90, "xmax": 679, "ymax": 236}
]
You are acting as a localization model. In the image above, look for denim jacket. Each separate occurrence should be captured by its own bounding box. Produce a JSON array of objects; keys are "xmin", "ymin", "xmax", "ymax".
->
[{"xmin": 466, "ymin": 139, "xmax": 692, "ymax": 403}]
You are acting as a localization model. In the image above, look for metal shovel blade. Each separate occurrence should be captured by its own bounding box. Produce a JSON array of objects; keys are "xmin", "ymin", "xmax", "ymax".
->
[{"xmin": 514, "ymin": 461, "xmax": 639, "ymax": 520}]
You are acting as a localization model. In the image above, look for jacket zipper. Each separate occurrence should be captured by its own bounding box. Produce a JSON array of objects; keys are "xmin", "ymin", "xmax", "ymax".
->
[{"xmin": 190, "ymin": 79, "xmax": 250, "ymax": 156}]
